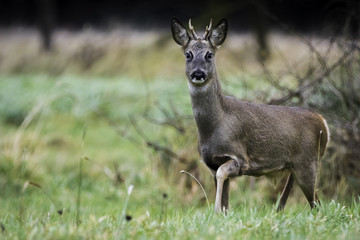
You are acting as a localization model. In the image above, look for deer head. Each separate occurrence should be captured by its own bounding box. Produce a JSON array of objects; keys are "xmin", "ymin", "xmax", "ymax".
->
[{"xmin": 171, "ymin": 18, "xmax": 228, "ymax": 87}]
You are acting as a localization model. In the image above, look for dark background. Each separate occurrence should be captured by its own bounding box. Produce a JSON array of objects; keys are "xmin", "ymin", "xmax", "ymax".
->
[{"xmin": 0, "ymin": 0, "xmax": 359, "ymax": 35}]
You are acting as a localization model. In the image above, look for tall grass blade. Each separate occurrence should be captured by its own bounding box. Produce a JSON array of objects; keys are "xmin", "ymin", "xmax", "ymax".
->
[
  {"xmin": 120, "ymin": 185, "xmax": 134, "ymax": 225},
  {"xmin": 76, "ymin": 124, "xmax": 87, "ymax": 227},
  {"xmin": 180, "ymin": 170, "xmax": 210, "ymax": 210}
]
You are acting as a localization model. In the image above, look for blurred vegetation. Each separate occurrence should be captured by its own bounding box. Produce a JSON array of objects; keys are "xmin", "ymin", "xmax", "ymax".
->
[{"xmin": 0, "ymin": 24, "xmax": 359, "ymax": 238}]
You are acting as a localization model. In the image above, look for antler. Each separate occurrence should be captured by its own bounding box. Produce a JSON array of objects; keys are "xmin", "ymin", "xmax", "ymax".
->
[
  {"xmin": 202, "ymin": 18, "xmax": 213, "ymax": 39},
  {"xmin": 188, "ymin": 19, "xmax": 199, "ymax": 39},
  {"xmin": 188, "ymin": 18, "xmax": 213, "ymax": 40}
]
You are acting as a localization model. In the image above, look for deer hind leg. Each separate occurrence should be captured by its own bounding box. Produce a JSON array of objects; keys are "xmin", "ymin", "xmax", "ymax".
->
[
  {"xmin": 277, "ymin": 173, "xmax": 295, "ymax": 212},
  {"xmin": 215, "ymin": 159, "xmax": 240, "ymax": 213},
  {"xmin": 292, "ymin": 163, "xmax": 319, "ymax": 209}
]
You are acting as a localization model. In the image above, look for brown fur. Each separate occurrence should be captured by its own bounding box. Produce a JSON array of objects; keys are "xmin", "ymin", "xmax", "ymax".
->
[{"xmin": 171, "ymin": 18, "xmax": 329, "ymax": 212}]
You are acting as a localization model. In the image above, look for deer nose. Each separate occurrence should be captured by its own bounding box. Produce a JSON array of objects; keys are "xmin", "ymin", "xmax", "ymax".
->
[{"xmin": 191, "ymin": 70, "xmax": 206, "ymax": 80}]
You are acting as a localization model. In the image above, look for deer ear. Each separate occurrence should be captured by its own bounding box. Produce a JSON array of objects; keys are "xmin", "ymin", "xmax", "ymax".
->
[
  {"xmin": 209, "ymin": 18, "xmax": 228, "ymax": 48},
  {"xmin": 171, "ymin": 17, "xmax": 190, "ymax": 47}
]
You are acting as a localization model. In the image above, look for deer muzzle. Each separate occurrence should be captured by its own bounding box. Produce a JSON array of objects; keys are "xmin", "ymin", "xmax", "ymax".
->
[{"xmin": 191, "ymin": 70, "xmax": 207, "ymax": 85}]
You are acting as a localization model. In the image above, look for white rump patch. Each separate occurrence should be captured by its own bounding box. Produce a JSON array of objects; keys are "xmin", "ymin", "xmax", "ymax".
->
[{"xmin": 321, "ymin": 117, "xmax": 330, "ymax": 148}]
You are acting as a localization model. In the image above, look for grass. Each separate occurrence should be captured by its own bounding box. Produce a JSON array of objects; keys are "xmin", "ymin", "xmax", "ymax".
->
[
  {"xmin": 0, "ymin": 29, "xmax": 359, "ymax": 239},
  {"xmin": 0, "ymin": 73, "xmax": 359, "ymax": 239},
  {"xmin": 1, "ymin": 198, "xmax": 359, "ymax": 239}
]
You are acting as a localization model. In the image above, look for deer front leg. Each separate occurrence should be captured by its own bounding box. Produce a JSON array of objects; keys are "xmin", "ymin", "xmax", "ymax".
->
[{"xmin": 215, "ymin": 159, "xmax": 241, "ymax": 213}]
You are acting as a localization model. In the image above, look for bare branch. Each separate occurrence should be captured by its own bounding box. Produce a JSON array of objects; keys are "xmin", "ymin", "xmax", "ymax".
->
[
  {"xmin": 142, "ymin": 101, "xmax": 189, "ymax": 134},
  {"xmin": 94, "ymin": 110, "xmax": 140, "ymax": 147},
  {"xmin": 268, "ymin": 47, "xmax": 354, "ymax": 105},
  {"xmin": 129, "ymin": 115, "xmax": 187, "ymax": 163}
]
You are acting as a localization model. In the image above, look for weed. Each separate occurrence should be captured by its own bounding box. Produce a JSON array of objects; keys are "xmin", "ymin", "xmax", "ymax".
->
[{"xmin": 76, "ymin": 124, "xmax": 87, "ymax": 227}]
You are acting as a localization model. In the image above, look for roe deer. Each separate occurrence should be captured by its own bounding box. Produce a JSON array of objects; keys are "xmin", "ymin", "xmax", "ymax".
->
[{"xmin": 171, "ymin": 17, "xmax": 330, "ymax": 213}]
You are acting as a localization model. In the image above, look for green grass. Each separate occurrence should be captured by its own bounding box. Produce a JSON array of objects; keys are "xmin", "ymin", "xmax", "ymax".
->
[
  {"xmin": 0, "ymin": 74, "xmax": 359, "ymax": 239},
  {"xmin": 1, "ymin": 198, "xmax": 359, "ymax": 239}
]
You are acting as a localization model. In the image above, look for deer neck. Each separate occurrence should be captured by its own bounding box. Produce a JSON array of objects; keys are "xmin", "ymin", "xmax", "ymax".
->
[{"xmin": 188, "ymin": 75, "xmax": 224, "ymax": 138}]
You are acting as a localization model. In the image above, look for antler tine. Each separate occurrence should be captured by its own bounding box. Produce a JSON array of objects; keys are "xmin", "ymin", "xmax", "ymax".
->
[
  {"xmin": 202, "ymin": 18, "xmax": 213, "ymax": 39},
  {"xmin": 188, "ymin": 19, "xmax": 199, "ymax": 40}
]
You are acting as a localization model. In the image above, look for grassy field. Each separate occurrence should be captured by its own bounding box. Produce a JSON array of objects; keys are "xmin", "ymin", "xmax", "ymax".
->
[
  {"xmin": 0, "ymin": 29, "xmax": 359, "ymax": 239},
  {"xmin": 0, "ymin": 74, "xmax": 359, "ymax": 240}
]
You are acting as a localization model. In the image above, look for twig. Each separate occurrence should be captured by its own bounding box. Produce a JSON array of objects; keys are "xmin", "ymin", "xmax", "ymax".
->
[
  {"xmin": 94, "ymin": 110, "xmax": 141, "ymax": 147},
  {"xmin": 142, "ymin": 101, "xmax": 188, "ymax": 134},
  {"xmin": 129, "ymin": 115, "xmax": 187, "ymax": 163},
  {"xmin": 259, "ymin": 60, "xmax": 292, "ymax": 92},
  {"xmin": 268, "ymin": 47, "xmax": 354, "ymax": 105}
]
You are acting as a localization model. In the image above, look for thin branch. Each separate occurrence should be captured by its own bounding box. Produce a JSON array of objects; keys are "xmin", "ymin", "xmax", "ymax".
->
[
  {"xmin": 94, "ymin": 110, "xmax": 141, "ymax": 147},
  {"xmin": 142, "ymin": 101, "xmax": 189, "ymax": 134},
  {"xmin": 129, "ymin": 115, "xmax": 187, "ymax": 163},
  {"xmin": 268, "ymin": 46, "xmax": 354, "ymax": 105},
  {"xmin": 259, "ymin": 60, "xmax": 293, "ymax": 92}
]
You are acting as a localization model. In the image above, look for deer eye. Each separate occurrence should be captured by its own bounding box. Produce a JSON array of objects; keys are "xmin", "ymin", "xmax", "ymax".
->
[
  {"xmin": 185, "ymin": 52, "xmax": 193, "ymax": 62},
  {"xmin": 205, "ymin": 52, "xmax": 213, "ymax": 61}
]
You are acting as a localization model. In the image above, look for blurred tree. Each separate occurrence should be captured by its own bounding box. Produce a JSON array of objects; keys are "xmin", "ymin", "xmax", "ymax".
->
[
  {"xmin": 325, "ymin": 0, "xmax": 360, "ymax": 39},
  {"xmin": 250, "ymin": 0, "xmax": 270, "ymax": 61},
  {"xmin": 37, "ymin": 0, "xmax": 56, "ymax": 51}
]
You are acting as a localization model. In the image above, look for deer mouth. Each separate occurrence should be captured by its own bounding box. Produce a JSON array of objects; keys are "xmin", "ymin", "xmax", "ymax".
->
[
  {"xmin": 191, "ymin": 70, "xmax": 207, "ymax": 85},
  {"xmin": 192, "ymin": 78, "xmax": 206, "ymax": 84}
]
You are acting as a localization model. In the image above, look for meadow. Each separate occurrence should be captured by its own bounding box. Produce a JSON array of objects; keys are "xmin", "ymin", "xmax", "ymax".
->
[{"xmin": 0, "ymin": 28, "xmax": 359, "ymax": 239}]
